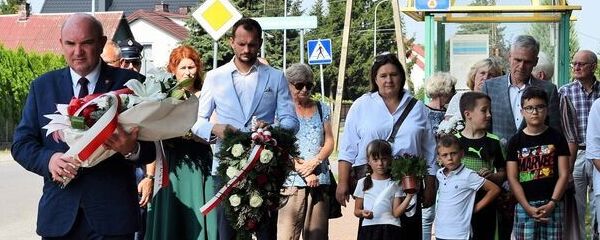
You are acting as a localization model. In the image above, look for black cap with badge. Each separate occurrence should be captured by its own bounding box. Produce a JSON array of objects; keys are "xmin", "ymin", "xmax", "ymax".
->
[{"xmin": 118, "ymin": 38, "xmax": 143, "ymax": 60}]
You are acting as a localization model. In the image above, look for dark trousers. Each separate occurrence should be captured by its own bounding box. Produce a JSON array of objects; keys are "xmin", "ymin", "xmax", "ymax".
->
[
  {"xmin": 471, "ymin": 190, "xmax": 496, "ymax": 240},
  {"xmin": 42, "ymin": 209, "xmax": 133, "ymax": 240},
  {"xmin": 214, "ymin": 175, "xmax": 277, "ymax": 240},
  {"xmin": 134, "ymin": 167, "xmax": 146, "ymax": 240}
]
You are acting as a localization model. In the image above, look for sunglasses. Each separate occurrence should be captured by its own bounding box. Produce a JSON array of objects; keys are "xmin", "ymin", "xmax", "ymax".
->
[{"xmin": 291, "ymin": 82, "xmax": 314, "ymax": 91}]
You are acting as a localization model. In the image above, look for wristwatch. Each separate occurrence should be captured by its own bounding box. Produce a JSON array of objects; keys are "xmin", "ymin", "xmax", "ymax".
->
[
  {"xmin": 550, "ymin": 198, "xmax": 560, "ymax": 204},
  {"xmin": 144, "ymin": 174, "xmax": 155, "ymax": 180},
  {"xmin": 123, "ymin": 143, "xmax": 140, "ymax": 160}
]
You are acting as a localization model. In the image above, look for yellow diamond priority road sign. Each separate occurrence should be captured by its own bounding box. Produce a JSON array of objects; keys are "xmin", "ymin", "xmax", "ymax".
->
[{"xmin": 192, "ymin": 0, "xmax": 242, "ymax": 40}]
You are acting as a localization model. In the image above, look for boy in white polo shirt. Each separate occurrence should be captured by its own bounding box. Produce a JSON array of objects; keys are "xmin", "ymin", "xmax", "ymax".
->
[{"xmin": 434, "ymin": 135, "xmax": 501, "ymax": 240}]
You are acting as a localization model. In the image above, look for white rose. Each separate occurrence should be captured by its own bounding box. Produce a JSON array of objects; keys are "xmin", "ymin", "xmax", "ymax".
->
[
  {"xmin": 226, "ymin": 166, "xmax": 239, "ymax": 178},
  {"xmin": 229, "ymin": 194, "xmax": 241, "ymax": 207},
  {"xmin": 231, "ymin": 144, "xmax": 244, "ymax": 157},
  {"xmin": 259, "ymin": 149, "xmax": 274, "ymax": 163},
  {"xmin": 249, "ymin": 194, "xmax": 263, "ymax": 208},
  {"xmin": 239, "ymin": 158, "xmax": 247, "ymax": 167}
]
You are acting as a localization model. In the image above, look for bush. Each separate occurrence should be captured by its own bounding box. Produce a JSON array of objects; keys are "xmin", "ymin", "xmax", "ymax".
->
[{"xmin": 0, "ymin": 45, "xmax": 65, "ymax": 134}]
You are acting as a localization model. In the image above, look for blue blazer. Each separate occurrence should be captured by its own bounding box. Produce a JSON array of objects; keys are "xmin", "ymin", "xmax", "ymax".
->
[
  {"xmin": 482, "ymin": 74, "xmax": 561, "ymax": 144},
  {"xmin": 192, "ymin": 61, "xmax": 298, "ymax": 174},
  {"xmin": 11, "ymin": 63, "xmax": 156, "ymax": 237}
]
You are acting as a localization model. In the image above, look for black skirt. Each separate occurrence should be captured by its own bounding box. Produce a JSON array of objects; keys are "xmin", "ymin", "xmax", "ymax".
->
[{"xmin": 358, "ymin": 224, "xmax": 402, "ymax": 240}]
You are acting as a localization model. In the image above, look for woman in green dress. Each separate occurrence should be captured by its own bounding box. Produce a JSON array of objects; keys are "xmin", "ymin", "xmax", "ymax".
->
[{"xmin": 146, "ymin": 45, "xmax": 217, "ymax": 240}]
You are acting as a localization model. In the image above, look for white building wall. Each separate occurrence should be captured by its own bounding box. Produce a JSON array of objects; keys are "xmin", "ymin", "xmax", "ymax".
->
[{"xmin": 129, "ymin": 20, "xmax": 182, "ymax": 75}]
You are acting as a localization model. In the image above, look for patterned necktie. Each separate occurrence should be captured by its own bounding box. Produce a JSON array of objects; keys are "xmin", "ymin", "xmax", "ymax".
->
[{"xmin": 78, "ymin": 77, "xmax": 89, "ymax": 98}]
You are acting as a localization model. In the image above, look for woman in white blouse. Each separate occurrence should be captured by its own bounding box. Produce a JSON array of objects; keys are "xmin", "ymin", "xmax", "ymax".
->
[{"xmin": 335, "ymin": 53, "xmax": 437, "ymax": 239}]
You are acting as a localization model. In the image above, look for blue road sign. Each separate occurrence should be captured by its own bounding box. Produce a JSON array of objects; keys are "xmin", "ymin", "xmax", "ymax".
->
[{"xmin": 307, "ymin": 39, "xmax": 332, "ymax": 65}]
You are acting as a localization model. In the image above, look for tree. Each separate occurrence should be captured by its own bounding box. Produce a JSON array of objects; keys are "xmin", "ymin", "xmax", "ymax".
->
[
  {"xmin": 456, "ymin": 0, "xmax": 508, "ymax": 58},
  {"xmin": 305, "ymin": 0, "xmax": 415, "ymax": 100},
  {"xmin": 0, "ymin": 45, "xmax": 65, "ymax": 141},
  {"xmin": 527, "ymin": 0, "xmax": 579, "ymax": 59},
  {"xmin": 0, "ymin": 0, "xmax": 23, "ymax": 14},
  {"xmin": 184, "ymin": 0, "xmax": 265, "ymax": 71}
]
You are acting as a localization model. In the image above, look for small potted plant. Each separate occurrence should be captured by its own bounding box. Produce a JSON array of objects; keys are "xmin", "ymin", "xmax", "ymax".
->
[{"xmin": 391, "ymin": 153, "xmax": 429, "ymax": 194}]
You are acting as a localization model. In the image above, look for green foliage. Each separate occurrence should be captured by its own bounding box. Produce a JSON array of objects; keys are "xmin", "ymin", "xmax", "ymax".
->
[
  {"xmin": 306, "ymin": 0, "xmax": 415, "ymax": 100},
  {"xmin": 0, "ymin": 45, "xmax": 65, "ymax": 128},
  {"xmin": 527, "ymin": 0, "xmax": 579, "ymax": 59},
  {"xmin": 184, "ymin": 0, "xmax": 415, "ymax": 101},
  {"xmin": 0, "ymin": 0, "xmax": 23, "ymax": 14},
  {"xmin": 216, "ymin": 127, "xmax": 298, "ymax": 238},
  {"xmin": 391, "ymin": 153, "xmax": 429, "ymax": 179}
]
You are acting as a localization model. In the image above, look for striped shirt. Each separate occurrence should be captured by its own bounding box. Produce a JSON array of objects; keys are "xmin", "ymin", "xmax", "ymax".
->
[{"xmin": 558, "ymin": 79, "xmax": 600, "ymax": 145}]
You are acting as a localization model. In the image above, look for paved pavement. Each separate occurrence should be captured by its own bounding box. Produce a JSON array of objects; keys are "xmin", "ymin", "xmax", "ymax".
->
[
  {"xmin": 0, "ymin": 151, "xmax": 360, "ymax": 239},
  {"xmin": 0, "ymin": 151, "xmax": 41, "ymax": 240}
]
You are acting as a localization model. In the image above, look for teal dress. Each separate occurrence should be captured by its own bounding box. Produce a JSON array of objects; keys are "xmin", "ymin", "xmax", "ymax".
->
[{"xmin": 146, "ymin": 137, "xmax": 217, "ymax": 240}]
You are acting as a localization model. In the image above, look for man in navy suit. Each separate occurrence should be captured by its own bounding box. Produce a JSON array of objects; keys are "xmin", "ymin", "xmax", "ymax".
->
[{"xmin": 11, "ymin": 13, "xmax": 155, "ymax": 239}]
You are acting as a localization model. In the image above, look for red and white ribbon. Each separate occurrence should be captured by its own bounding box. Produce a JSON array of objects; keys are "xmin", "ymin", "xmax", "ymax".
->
[
  {"xmin": 200, "ymin": 145, "xmax": 264, "ymax": 215},
  {"xmin": 64, "ymin": 92, "xmax": 120, "ymax": 162}
]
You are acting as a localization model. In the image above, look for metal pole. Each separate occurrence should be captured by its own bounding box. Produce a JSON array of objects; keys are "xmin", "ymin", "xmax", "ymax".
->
[
  {"xmin": 319, "ymin": 64, "xmax": 325, "ymax": 102},
  {"xmin": 92, "ymin": 0, "xmax": 95, "ymax": 15},
  {"xmin": 300, "ymin": 29, "xmax": 305, "ymax": 63},
  {"xmin": 373, "ymin": 0, "xmax": 389, "ymax": 58},
  {"xmin": 213, "ymin": 40, "xmax": 218, "ymax": 69},
  {"xmin": 283, "ymin": 0, "xmax": 287, "ymax": 71},
  {"xmin": 261, "ymin": 31, "xmax": 265, "ymax": 58}
]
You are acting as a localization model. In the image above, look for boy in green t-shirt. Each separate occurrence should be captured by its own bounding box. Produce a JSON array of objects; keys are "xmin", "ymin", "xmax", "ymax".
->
[{"xmin": 456, "ymin": 91, "xmax": 506, "ymax": 239}]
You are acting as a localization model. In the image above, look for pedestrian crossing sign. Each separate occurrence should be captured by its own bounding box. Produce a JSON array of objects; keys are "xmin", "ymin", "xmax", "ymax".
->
[{"xmin": 307, "ymin": 39, "xmax": 332, "ymax": 65}]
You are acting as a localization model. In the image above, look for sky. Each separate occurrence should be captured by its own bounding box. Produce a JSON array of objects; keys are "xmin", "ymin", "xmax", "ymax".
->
[{"xmin": 300, "ymin": 0, "xmax": 600, "ymax": 53}]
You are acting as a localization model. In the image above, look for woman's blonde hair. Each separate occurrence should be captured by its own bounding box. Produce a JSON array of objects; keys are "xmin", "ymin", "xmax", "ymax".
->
[
  {"xmin": 425, "ymin": 72, "xmax": 457, "ymax": 98},
  {"xmin": 466, "ymin": 57, "xmax": 504, "ymax": 90}
]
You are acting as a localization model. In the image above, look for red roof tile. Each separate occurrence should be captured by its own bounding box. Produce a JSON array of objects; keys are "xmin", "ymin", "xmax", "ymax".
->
[
  {"xmin": 127, "ymin": 9, "xmax": 188, "ymax": 40},
  {"xmin": 0, "ymin": 12, "xmax": 125, "ymax": 54}
]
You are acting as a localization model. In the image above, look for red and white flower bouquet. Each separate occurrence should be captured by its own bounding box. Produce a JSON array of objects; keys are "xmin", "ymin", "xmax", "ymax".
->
[{"xmin": 43, "ymin": 73, "xmax": 198, "ymax": 186}]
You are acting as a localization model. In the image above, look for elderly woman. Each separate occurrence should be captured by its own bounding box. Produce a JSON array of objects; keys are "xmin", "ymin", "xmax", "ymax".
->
[
  {"xmin": 444, "ymin": 57, "xmax": 504, "ymax": 121},
  {"xmin": 425, "ymin": 72, "xmax": 457, "ymax": 132},
  {"xmin": 146, "ymin": 45, "xmax": 216, "ymax": 240},
  {"xmin": 277, "ymin": 63, "xmax": 334, "ymax": 240},
  {"xmin": 421, "ymin": 72, "xmax": 456, "ymax": 239},
  {"xmin": 336, "ymin": 53, "xmax": 437, "ymax": 238}
]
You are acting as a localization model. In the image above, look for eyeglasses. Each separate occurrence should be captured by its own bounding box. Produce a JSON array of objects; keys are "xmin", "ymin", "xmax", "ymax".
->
[
  {"xmin": 291, "ymin": 82, "xmax": 314, "ymax": 91},
  {"xmin": 522, "ymin": 104, "xmax": 547, "ymax": 114},
  {"xmin": 122, "ymin": 59, "xmax": 142, "ymax": 67},
  {"xmin": 570, "ymin": 62, "xmax": 593, "ymax": 68}
]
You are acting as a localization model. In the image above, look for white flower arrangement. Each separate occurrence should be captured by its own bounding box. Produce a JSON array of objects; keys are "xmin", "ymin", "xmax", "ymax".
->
[
  {"xmin": 259, "ymin": 149, "xmax": 274, "ymax": 163},
  {"xmin": 249, "ymin": 193, "xmax": 263, "ymax": 208},
  {"xmin": 229, "ymin": 194, "xmax": 241, "ymax": 207},
  {"xmin": 231, "ymin": 144, "xmax": 244, "ymax": 157},
  {"xmin": 437, "ymin": 115, "xmax": 465, "ymax": 136},
  {"xmin": 226, "ymin": 166, "xmax": 240, "ymax": 178}
]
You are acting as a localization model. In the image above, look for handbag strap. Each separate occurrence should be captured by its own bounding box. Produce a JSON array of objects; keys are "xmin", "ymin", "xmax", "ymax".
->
[{"xmin": 387, "ymin": 97, "xmax": 418, "ymax": 143}]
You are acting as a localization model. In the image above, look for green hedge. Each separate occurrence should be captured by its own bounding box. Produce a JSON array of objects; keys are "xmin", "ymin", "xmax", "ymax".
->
[{"xmin": 0, "ymin": 45, "xmax": 65, "ymax": 136}]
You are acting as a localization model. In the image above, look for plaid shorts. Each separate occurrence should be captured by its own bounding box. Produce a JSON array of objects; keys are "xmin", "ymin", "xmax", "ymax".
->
[{"xmin": 513, "ymin": 199, "xmax": 564, "ymax": 240}]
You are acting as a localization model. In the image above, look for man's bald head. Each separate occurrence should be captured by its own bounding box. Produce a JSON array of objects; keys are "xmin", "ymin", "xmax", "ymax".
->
[{"xmin": 60, "ymin": 13, "xmax": 107, "ymax": 76}]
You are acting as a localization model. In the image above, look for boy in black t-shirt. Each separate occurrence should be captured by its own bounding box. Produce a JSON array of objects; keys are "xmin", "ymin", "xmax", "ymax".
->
[
  {"xmin": 456, "ymin": 91, "xmax": 505, "ymax": 240},
  {"xmin": 506, "ymin": 87, "xmax": 570, "ymax": 240}
]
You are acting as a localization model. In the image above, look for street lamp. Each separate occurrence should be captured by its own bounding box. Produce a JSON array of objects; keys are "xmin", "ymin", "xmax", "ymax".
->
[{"xmin": 373, "ymin": 0, "xmax": 390, "ymax": 58}]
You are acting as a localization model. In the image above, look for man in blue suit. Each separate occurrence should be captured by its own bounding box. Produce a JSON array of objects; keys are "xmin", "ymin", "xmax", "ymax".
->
[
  {"xmin": 482, "ymin": 35, "xmax": 561, "ymax": 240},
  {"xmin": 11, "ymin": 13, "xmax": 155, "ymax": 239},
  {"xmin": 482, "ymin": 35, "xmax": 561, "ymax": 146},
  {"xmin": 191, "ymin": 18, "xmax": 298, "ymax": 240}
]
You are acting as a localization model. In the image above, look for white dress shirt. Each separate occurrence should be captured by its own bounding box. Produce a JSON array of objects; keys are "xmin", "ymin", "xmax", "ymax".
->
[
  {"xmin": 587, "ymin": 99, "xmax": 600, "ymax": 196},
  {"xmin": 70, "ymin": 62, "xmax": 101, "ymax": 96},
  {"xmin": 338, "ymin": 92, "xmax": 438, "ymax": 175},
  {"xmin": 507, "ymin": 74, "xmax": 528, "ymax": 129},
  {"xmin": 232, "ymin": 64, "xmax": 259, "ymax": 119}
]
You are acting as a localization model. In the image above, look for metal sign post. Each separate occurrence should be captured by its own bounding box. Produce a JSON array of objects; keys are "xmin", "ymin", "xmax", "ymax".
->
[{"xmin": 307, "ymin": 39, "xmax": 333, "ymax": 103}]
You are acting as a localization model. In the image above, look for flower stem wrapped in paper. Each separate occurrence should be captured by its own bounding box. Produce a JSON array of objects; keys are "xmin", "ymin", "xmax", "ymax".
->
[
  {"xmin": 42, "ymin": 73, "xmax": 198, "ymax": 187},
  {"xmin": 200, "ymin": 123, "xmax": 298, "ymax": 240}
]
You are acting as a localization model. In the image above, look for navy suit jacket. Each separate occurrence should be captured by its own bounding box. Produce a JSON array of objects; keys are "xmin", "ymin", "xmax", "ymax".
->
[
  {"xmin": 482, "ymin": 74, "xmax": 561, "ymax": 144},
  {"xmin": 11, "ymin": 63, "xmax": 155, "ymax": 237}
]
